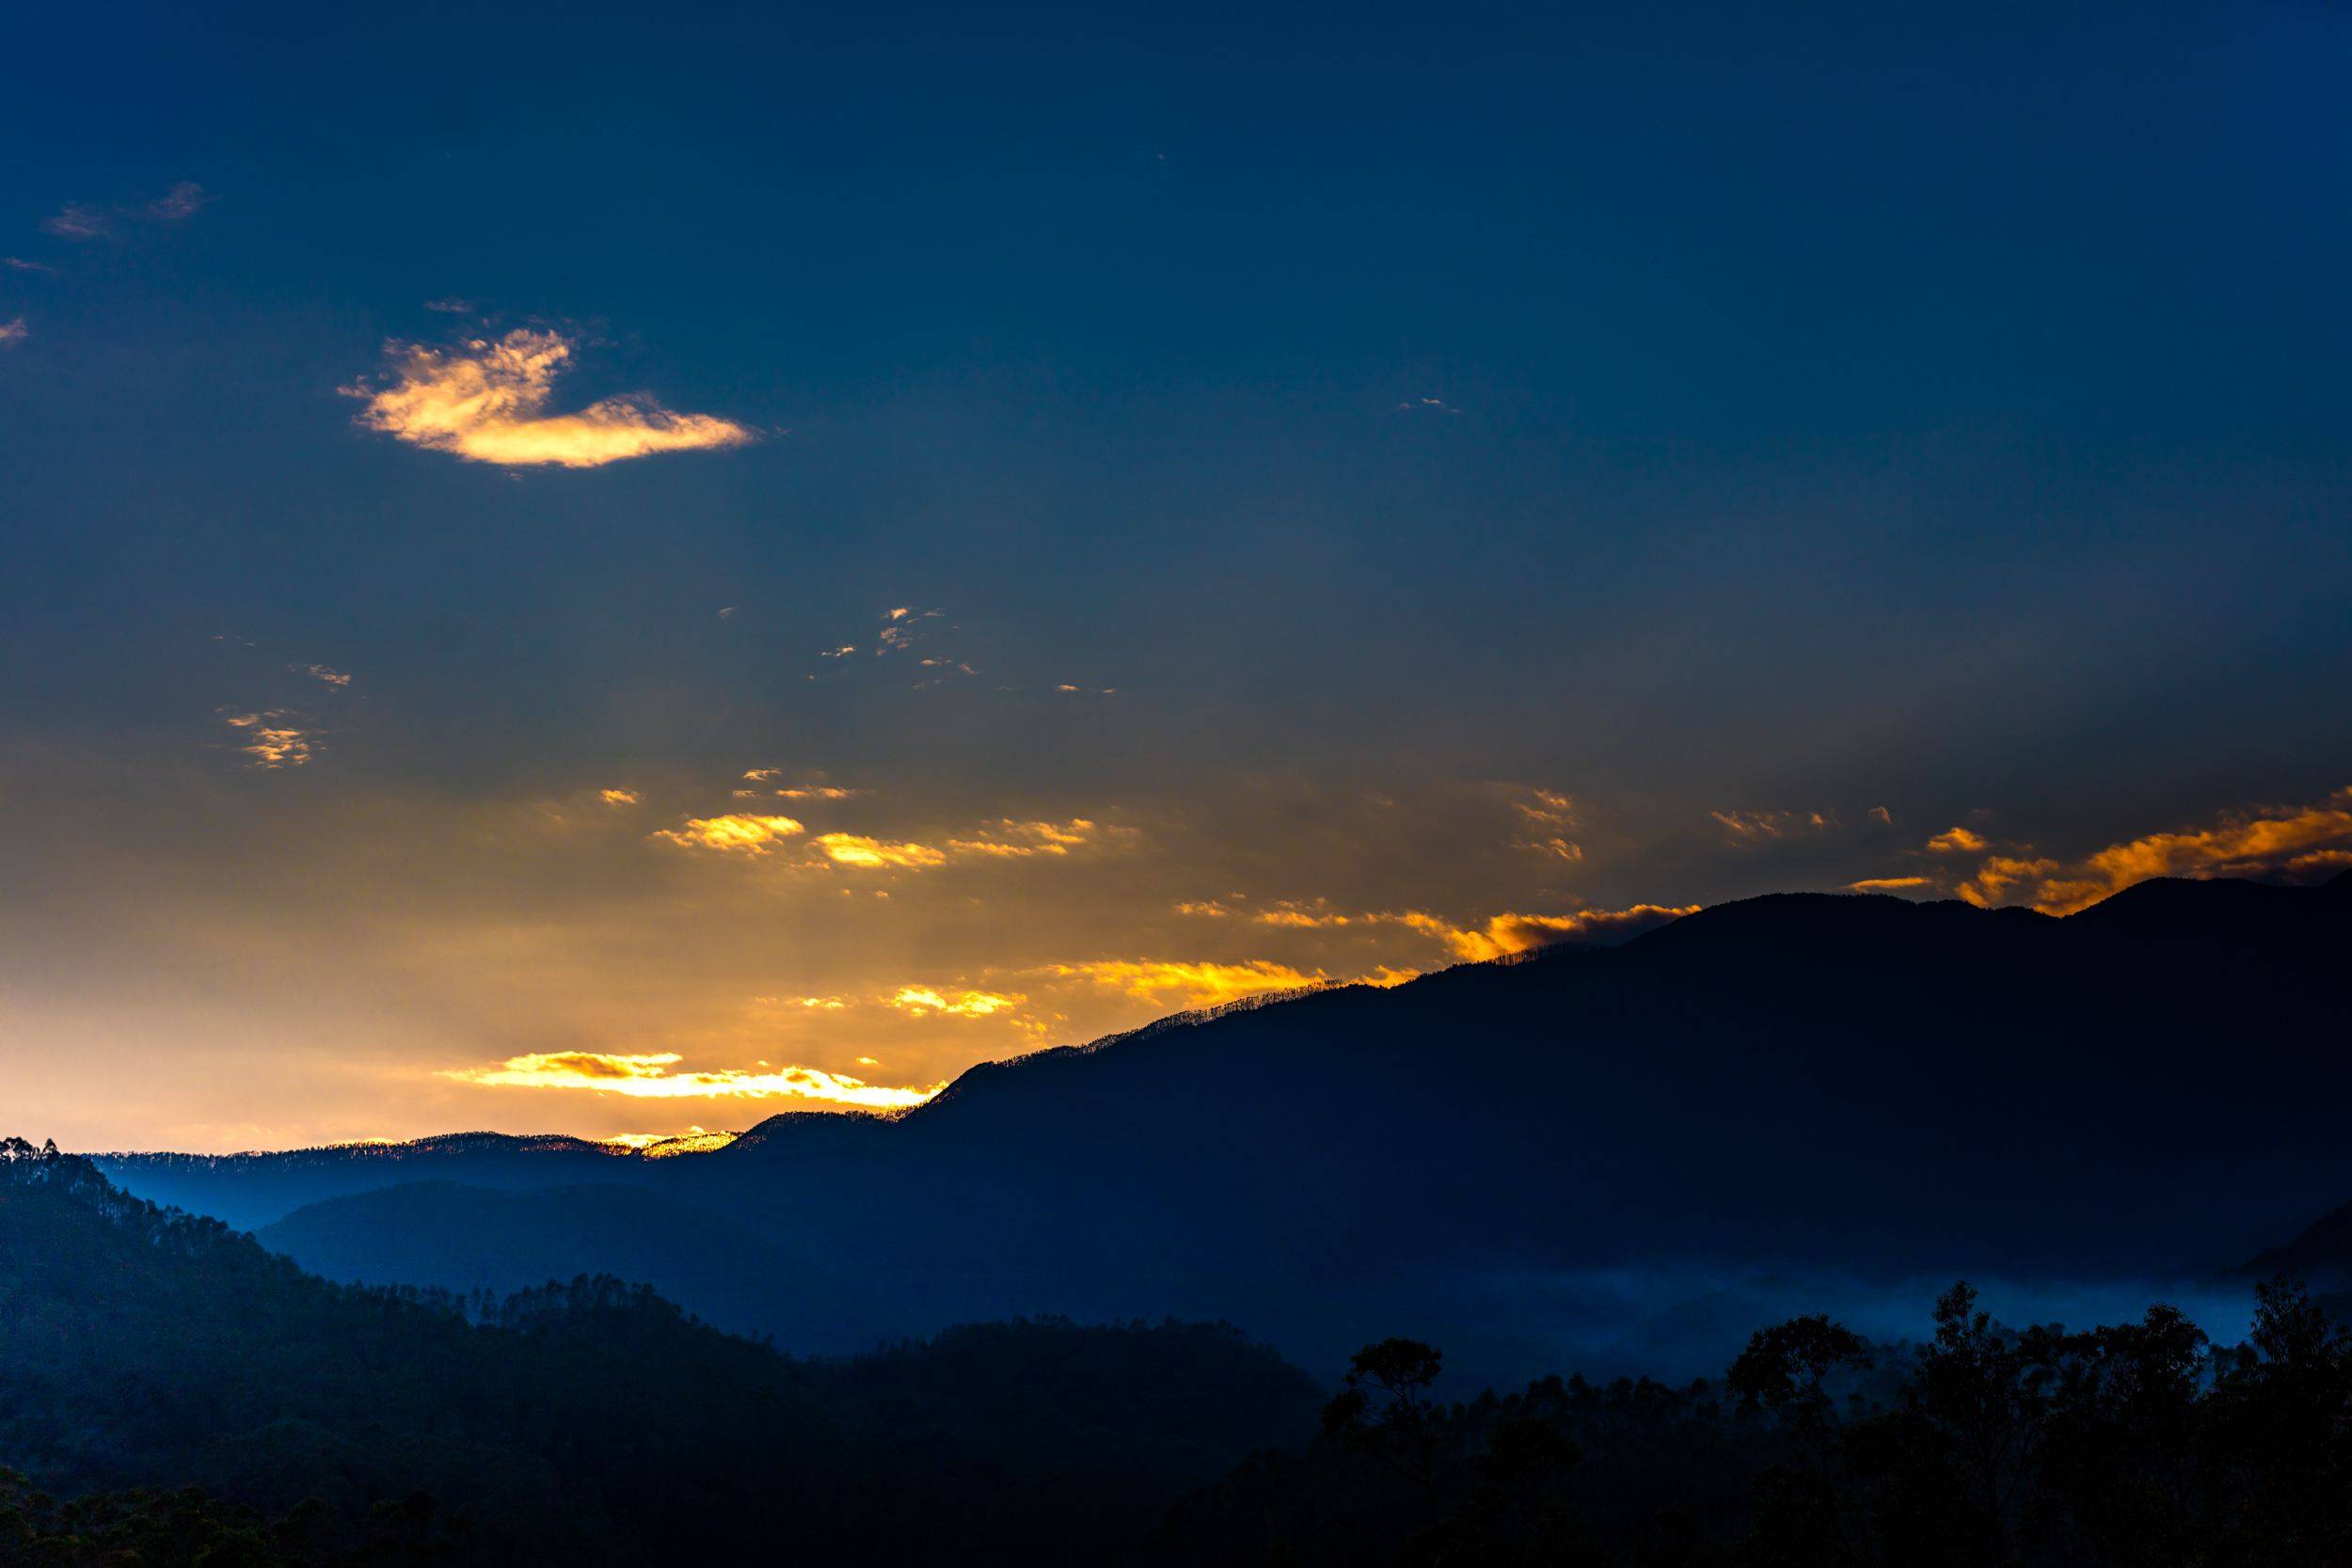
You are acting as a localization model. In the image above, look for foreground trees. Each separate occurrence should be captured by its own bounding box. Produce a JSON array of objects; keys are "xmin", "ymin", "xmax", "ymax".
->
[{"xmin": 1159, "ymin": 1278, "xmax": 2352, "ymax": 1567}]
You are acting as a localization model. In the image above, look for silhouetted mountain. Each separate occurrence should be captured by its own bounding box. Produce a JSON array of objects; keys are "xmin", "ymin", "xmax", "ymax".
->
[
  {"xmin": 96, "ymin": 876, "xmax": 2352, "ymax": 1378},
  {"xmin": 0, "ymin": 1139, "xmax": 1321, "ymax": 1565}
]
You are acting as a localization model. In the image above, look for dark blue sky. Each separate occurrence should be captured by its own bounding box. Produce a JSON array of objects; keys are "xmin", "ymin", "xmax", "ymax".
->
[{"xmin": 4, "ymin": 1, "xmax": 2349, "ymax": 1148}]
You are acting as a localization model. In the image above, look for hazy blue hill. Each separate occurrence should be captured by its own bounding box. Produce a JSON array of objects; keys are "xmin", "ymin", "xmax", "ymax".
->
[
  {"xmin": 95, "ymin": 1132, "xmax": 654, "ymax": 1231},
  {"xmin": 258, "ymin": 1179, "xmax": 884, "ymax": 1349}
]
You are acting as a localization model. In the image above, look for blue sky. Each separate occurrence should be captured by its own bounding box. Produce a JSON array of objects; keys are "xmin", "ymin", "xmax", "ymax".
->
[{"xmin": 3, "ymin": 0, "xmax": 2349, "ymax": 1148}]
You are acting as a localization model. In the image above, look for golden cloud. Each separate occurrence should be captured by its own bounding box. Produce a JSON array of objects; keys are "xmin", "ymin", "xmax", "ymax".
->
[
  {"xmin": 221, "ymin": 711, "xmax": 313, "ymax": 768},
  {"xmin": 1403, "ymin": 905, "xmax": 1697, "ymax": 962},
  {"xmin": 598, "ymin": 788, "xmax": 642, "ymax": 806},
  {"xmin": 1848, "ymin": 876, "xmax": 1931, "ymax": 893},
  {"xmin": 347, "ymin": 329, "xmax": 753, "ymax": 468},
  {"xmin": 943, "ymin": 818, "xmax": 1104, "ymax": 858},
  {"xmin": 1710, "ymin": 809, "xmax": 1832, "ymax": 843},
  {"xmin": 653, "ymin": 814, "xmax": 805, "ymax": 852},
  {"xmin": 815, "ymin": 832, "xmax": 947, "ymax": 869},
  {"xmin": 444, "ymin": 1051, "xmax": 943, "ymax": 1110},
  {"xmin": 1927, "ymin": 826, "xmax": 1989, "ymax": 854},
  {"xmin": 887, "ymin": 986, "xmax": 1022, "ymax": 1019},
  {"xmin": 1042, "ymin": 958, "xmax": 1343, "ymax": 1007}
]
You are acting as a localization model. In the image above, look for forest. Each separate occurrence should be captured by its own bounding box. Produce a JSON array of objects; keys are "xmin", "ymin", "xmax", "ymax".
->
[{"xmin": 9, "ymin": 1136, "xmax": 2352, "ymax": 1566}]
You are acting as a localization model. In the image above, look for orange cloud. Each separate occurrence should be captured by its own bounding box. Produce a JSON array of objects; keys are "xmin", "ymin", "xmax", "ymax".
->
[
  {"xmin": 347, "ymin": 329, "xmax": 752, "ymax": 468},
  {"xmin": 1848, "ymin": 876, "xmax": 1931, "ymax": 893},
  {"xmin": 221, "ymin": 711, "xmax": 313, "ymax": 768},
  {"xmin": 1979, "ymin": 790, "xmax": 2352, "ymax": 915},
  {"xmin": 1401, "ymin": 905, "xmax": 1696, "ymax": 961},
  {"xmin": 598, "ymin": 788, "xmax": 642, "ymax": 806},
  {"xmin": 653, "ymin": 814, "xmax": 805, "ymax": 852},
  {"xmin": 1927, "ymin": 826, "xmax": 1989, "ymax": 854},
  {"xmin": 445, "ymin": 1051, "xmax": 943, "ymax": 1110}
]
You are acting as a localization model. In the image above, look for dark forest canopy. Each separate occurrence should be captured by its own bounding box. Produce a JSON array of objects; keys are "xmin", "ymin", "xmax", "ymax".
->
[{"xmin": 14, "ymin": 1139, "xmax": 2352, "ymax": 1565}]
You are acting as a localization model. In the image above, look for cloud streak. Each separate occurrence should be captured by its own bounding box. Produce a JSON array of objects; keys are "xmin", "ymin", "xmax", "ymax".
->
[
  {"xmin": 347, "ymin": 328, "xmax": 753, "ymax": 468},
  {"xmin": 444, "ymin": 1051, "xmax": 943, "ymax": 1110}
]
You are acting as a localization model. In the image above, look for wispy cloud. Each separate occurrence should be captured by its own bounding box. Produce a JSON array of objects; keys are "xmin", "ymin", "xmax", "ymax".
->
[
  {"xmin": 292, "ymin": 663, "xmax": 351, "ymax": 688},
  {"xmin": 1848, "ymin": 876, "xmax": 1931, "ymax": 893},
  {"xmin": 599, "ymin": 788, "xmax": 642, "ymax": 806},
  {"xmin": 652, "ymin": 814, "xmax": 805, "ymax": 852},
  {"xmin": 220, "ymin": 711, "xmax": 313, "ymax": 768},
  {"xmin": 40, "ymin": 203, "xmax": 112, "ymax": 241},
  {"xmin": 1710, "ymin": 808, "xmax": 1835, "ymax": 844},
  {"xmin": 346, "ymin": 328, "xmax": 753, "ymax": 468},
  {"xmin": 41, "ymin": 182, "xmax": 213, "ymax": 241},
  {"xmin": 139, "ymin": 182, "xmax": 212, "ymax": 221},
  {"xmin": 1194, "ymin": 896, "xmax": 1693, "ymax": 961},
  {"xmin": 886, "ymin": 986, "xmax": 1021, "ymax": 1019},
  {"xmin": 814, "ymin": 832, "xmax": 947, "ymax": 869},
  {"xmin": 1927, "ymin": 826, "xmax": 1989, "ymax": 854},
  {"xmin": 2, "ymin": 257, "xmax": 53, "ymax": 273},
  {"xmin": 0, "ymin": 317, "xmax": 24, "ymax": 349},
  {"xmin": 444, "ymin": 1051, "xmax": 943, "ymax": 1110}
]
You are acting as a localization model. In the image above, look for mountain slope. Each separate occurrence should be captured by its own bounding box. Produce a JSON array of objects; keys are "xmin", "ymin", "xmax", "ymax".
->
[{"xmin": 97, "ymin": 876, "xmax": 2352, "ymax": 1375}]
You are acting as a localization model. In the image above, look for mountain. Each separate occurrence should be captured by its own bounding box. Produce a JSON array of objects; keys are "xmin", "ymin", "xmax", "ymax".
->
[
  {"xmin": 0, "ymin": 1139, "xmax": 1321, "ymax": 1565},
  {"xmin": 99, "ymin": 875, "xmax": 2352, "ymax": 1378}
]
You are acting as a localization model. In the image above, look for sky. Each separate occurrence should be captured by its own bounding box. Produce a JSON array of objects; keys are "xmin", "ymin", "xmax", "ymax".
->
[{"xmin": 3, "ymin": 0, "xmax": 2349, "ymax": 1151}]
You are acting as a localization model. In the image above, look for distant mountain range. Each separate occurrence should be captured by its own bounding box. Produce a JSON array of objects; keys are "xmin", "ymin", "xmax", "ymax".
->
[{"xmin": 93, "ymin": 873, "xmax": 2352, "ymax": 1378}]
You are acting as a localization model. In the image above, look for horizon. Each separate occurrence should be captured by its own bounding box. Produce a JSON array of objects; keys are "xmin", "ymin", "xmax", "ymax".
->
[{"xmin": 44, "ymin": 864, "xmax": 2349, "ymax": 1155}]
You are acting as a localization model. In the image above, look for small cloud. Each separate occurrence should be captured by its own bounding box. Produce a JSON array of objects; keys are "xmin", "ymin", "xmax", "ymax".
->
[
  {"xmin": 1175, "ymin": 900, "xmax": 1231, "ymax": 917},
  {"xmin": 887, "ymin": 986, "xmax": 1022, "ymax": 1020},
  {"xmin": 652, "ymin": 814, "xmax": 806, "ymax": 853},
  {"xmin": 40, "ymin": 203, "xmax": 111, "ymax": 241},
  {"xmin": 1868, "ymin": 806, "xmax": 1894, "ymax": 825},
  {"xmin": 292, "ymin": 662, "xmax": 351, "ymax": 688},
  {"xmin": 1926, "ymin": 826, "xmax": 1989, "ymax": 854},
  {"xmin": 2, "ymin": 257, "xmax": 54, "ymax": 273},
  {"xmin": 598, "ymin": 788, "xmax": 642, "ymax": 806},
  {"xmin": 1709, "ymin": 809, "xmax": 1833, "ymax": 844},
  {"xmin": 717, "ymin": 605, "xmax": 739, "ymax": 620},
  {"xmin": 138, "ymin": 182, "xmax": 213, "ymax": 221},
  {"xmin": 818, "ymin": 645, "xmax": 856, "ymax": 659},
  {"xmin": 877, "ymin": 607, "xmax": 942, "ymax": 653},
  {"xmin": 220, "ymin": 710, "xmax": 314, "ymax": 768},
  {"xmin": 774, "ymin": 785, "xmax": 859, "ymax": 800},
  {"xmin": 422, "ymin": 297, "xmax": 475, "ymax": 313},
  {"xmin": 1848, "ymin": 876, "xmax": 1931, "ymax": 893},
  {"xmin": 0, "ymin": 317, "xmax": 24, "ymax": 349},
  {"xmin": 346, "ymin": 327, "xmax": 754, "ymax": 468},
  {"xmin": 814, "ymin": 832, "xmax": 946, "ymax": 870},
  {"xmin": 1396, "ymin": 394, "xmax": 1462, "ymax": 414}
]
